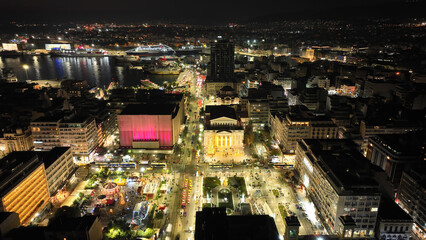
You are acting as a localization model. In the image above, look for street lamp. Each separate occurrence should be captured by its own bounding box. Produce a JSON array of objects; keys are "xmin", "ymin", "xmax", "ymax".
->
[{"xmin": 22, "ymin": 64, "xmax": 29, "ymax": 80}]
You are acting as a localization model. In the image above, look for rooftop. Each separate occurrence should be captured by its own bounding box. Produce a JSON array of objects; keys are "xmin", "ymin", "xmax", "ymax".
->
[
  {"xmin": 36, "ymin": 147, "xmax": 71, "ymax": 169},
  {"xmin": 372, "ymin": 132, "xmax": 425, "ymax": 156},
  {"xmin": 0, "ymin": 212, "xmax": 18, "ymax": 224},
  {"xmin": 6, "ymin": 226, "xmax": 47, "ymax": 240},
  {"xmin": 32, "ymin": 115, "xmax": 63, "ymax": 123},
  {"xmin": 48, "ymin": 215, "xmax": 98, "ymax": 232},
  {"xmin": 405, "ymin": 162, "xmax": 426, "ymax": 189},
  {"xmin": 302, "ymin": 139, "xmax": 380, "ymax": 195},
  {"xmin": 0, "ymin": 151, "xmax": 43, "ymax": 197},
  {"xmin": 338, "ymin": 215, "xmax": 356, "ymax": 226},
  {"xmin": 220, "ymin": 86, "xmax": 234, "ymax": 92},
  {"xmin": 120, "ymin": 103, "xmax": 179, "ymax": 115},
  {"xmin": 61, "ymin": 113, "xmax": 93, "ymax": 124},
  {"xmin": 285, "ymin": 216, "xmax": 301, "ymax": 226},
  {"xmin": 5, "ymin": 216, "xmax": 99, "ymax": 240},
  {"xmin": 378, "ymin": 198, "xmax": 412, "ymax": 221},
  {"xmin": 195, "ymin": 208, "xmax": 279, "ymax": 240},
  {"xmin": 205, "ymin": 105, "xmax": 237, "ymax": 120}
]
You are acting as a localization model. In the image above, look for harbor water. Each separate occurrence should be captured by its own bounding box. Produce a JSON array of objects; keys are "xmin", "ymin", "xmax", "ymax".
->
[{"xmin": 0, "ymin": 55, "xmax": 178, "ymax": 88}]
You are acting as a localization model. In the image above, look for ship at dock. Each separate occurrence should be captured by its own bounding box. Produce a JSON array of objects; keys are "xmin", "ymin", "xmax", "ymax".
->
[
  {"xmin": 126, "ymin": 44, "xmax": 175, "ymax": 56},
  {"xmin": 49, "ymin": 48, "xmax": 108, "ymax": 57},
  {"xmin": 113, "ymin": 55, "xmax": 140, "ymax": 62},
  {"xmin": 174, "ymin": 45, "xmax": 206, "ymax": 55}
]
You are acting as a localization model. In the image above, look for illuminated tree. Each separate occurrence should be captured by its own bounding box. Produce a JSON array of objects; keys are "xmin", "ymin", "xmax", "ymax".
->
[{"xmin": 104, "ymin": 219, "xmax": 133, "ymax": 240}]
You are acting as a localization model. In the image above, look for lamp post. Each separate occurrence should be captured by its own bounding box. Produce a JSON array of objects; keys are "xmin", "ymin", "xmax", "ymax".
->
[{"xmin": 22, "ymin": 64, "xmax": 29, "ymax": 80}]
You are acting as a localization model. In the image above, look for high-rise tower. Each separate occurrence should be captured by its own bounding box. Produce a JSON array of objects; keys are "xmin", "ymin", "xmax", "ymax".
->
[{"xmin": 210, "ymin": 36, "xmax": 234, "ymax": 81}]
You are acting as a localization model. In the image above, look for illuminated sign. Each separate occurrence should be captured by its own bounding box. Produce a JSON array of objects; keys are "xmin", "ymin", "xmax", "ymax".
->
[
  {"xmin": 370, "ymin": 208, "xmax": 378, "ymax": 212},
  {"xmin": 2, "ymin": 43, "xmax": 19, "ymax": 51},
  {"xmin": 45, "ymin": 44, "xmax": 71, "ymax": 50},
  {"xmin": 304, "ymin": 157, "xmax": 313, "ymax": 173},
  {"xmin": 271, "ymin": 156, "xmax": 280, "ymax": 163}
]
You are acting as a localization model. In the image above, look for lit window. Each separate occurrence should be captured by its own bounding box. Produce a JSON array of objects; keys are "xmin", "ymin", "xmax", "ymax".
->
[{"xmin": 303, "ymin": 157, "xmax": 313, "ymax": 173}]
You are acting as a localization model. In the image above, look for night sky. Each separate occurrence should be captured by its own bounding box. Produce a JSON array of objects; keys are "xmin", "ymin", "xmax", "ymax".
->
[{"xmin": 0, "ymin": 0, "xmax": 414, "ymax": 23}]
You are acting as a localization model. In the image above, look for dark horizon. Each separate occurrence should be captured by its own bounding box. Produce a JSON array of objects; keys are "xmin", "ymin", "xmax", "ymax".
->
[{"xmin": 1, "ymin": 0, "xmax": 423, "ymax": 25}]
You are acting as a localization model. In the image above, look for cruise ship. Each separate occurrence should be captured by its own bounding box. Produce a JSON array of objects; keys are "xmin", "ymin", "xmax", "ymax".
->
[
  {"xmin": 126, "ymin": 44, "xmax": 175, "ymax": 56},
  {"xmin": 49, "ymin": 48, "xmax": 108, "ymax": 57},
  {"xmin": 174, "ymin": 45, "xmax": 206, "ymax": 55}
]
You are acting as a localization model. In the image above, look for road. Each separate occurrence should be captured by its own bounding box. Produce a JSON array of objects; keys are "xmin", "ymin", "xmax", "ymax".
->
[
  {"xmin": 167, "ymin": 68, "xmax": 323, "ymax": 238},
  {"xmin": 168, "ymin": 69, "xmax": 202, "ymax": 240},
  {"xmin": 83, "ymin": 68, "xmax": 323, "ymax": 239}
]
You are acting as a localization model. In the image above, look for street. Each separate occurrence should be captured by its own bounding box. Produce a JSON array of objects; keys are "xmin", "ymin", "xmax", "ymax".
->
[{"xmin": 44, "ymin": 68, "xmax": 324, "ymax": 240}]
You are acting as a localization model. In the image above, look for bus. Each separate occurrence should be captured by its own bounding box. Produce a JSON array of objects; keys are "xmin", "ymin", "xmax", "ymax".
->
[
  {"xmin": 151, "ymin": 162, "xmax": 167, "ymax": 169},
  {"xmin": 209, "ymin": 163, "xmax": 233, "ymax": 169},
  {"xmin": 95, "ymin": 162, "xmax": 137, "ymax": 169},
  {"xmin": 273, "ymin": 163, "xmax": 293, "ymax": 169}
]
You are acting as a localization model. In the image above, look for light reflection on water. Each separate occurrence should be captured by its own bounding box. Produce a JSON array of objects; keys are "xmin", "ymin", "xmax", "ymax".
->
[{"xmin": 0, "ymin": 55, "xmax": 177, "ymax": 87}]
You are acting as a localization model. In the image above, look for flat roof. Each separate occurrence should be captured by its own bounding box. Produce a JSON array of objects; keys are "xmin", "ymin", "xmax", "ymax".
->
[
  {"xmin": 6, "ymin": 216, "xmax": 99, "ymax": 239},
  {"xmin": 120, "ymin": 103, "xmax": 179, "ymax": 115},
  {"xmin": 32, "ymin": 115, "xmax": 63, "ymax": 123},
  {"xmin": 373, "ymin": 133, "xmax": 424, "ymax": 155},
  {"xmin": 0, "ymin": 152, "xmax": 43, "ymax": 197},
  {"xmin": 0, "ymin": 212, "xmax": 18, "ymax": 223},
  {"xmin": 48, "ymin": 215, "xmax": 98, "ymax": 231},
  {"xmin": 61, "ymin": 114, "xmax": 92, "ymax": 123},
  {"xmin": 285, "ymin": 216, "xmax": 301, "ymax": 226},
  {"xmin": 195, "ymin": 208, "xmax": 279, "ymax": 240},
  {"xmin": 37, "ymin": 147, "xmax": 71, "ymax": 169},
  {"xmin": 303, "ymin": 139, "xmax": 380, "ymax": 194},
  {"xmin": 378, "ymin": 198, "xmax": 412, "ymax": 221}
]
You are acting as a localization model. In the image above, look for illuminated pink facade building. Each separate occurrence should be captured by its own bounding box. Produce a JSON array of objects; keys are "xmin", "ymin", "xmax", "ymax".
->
[{"xmin": 118, "ymin": 104, "xmax": 183, "ymax": 149}]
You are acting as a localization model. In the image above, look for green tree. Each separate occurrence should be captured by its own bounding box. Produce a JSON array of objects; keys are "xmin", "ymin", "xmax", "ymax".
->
[
  {"xmin": 228, "ymin": 177, "xmax": 248, "ymax": 197},
  {"xmin": 155, "ymin": 210, "xmax": 164, "ymax": 219},
  {"xmin": 104, "ymin": 219, "xmax": 133, "ymax": 240},
  {"xmin": 146, "ymin": 204, "xmax": 157, "ymax": 228},
  {"xmin": 244, "ymin": 122, "xmax": 255, "ymax": 145},
  {"xmin": 203, "ymin": 177, "xmax": 220, "ymax": 196},
  {"xmin": 138, "ymin": 228, "xmax": 155, "ymax": 238}
]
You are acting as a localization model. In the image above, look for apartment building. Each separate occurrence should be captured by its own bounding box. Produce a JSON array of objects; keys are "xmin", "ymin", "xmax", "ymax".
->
[
  {"xmin": 0, "ymin": 152, "xmax": 50, "ymax": 226},
  {"xmin": 271, "ymin": 106, "xmax": 338, "ymax": 153},
  {"xmin": 31, "ymin": 116, "xmax": 62, "ymax": 151},
  {"xmin": 59, "ymin": 115, "xmax": 98, "ymax": 164},
  {"xmin": 295, "ymin": 139, "xmax": 381, "ymax": 238},
  {"xmin": 37, "ymin": 147, "xmax": 75, "ymax": 196}
]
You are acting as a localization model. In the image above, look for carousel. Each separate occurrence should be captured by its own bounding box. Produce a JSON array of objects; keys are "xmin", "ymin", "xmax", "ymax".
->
[
  {"xmin": 102, "ymin": 182, "xmax": 119, "ymax": 196},
  {"xmin": 95, "ymin": 182, "xmax": 119, "ymax": 207}
]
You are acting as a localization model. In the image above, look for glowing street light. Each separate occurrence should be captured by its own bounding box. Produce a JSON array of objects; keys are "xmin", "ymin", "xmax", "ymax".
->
[{"xmin": 22, "ymin": 65, "xmax": 29, "ymax": 80}]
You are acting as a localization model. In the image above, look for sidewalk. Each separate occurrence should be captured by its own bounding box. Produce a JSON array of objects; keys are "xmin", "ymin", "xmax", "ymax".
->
[{"xmin": 61, "ymin": 180, "xmax": 89, "ymax": 207}]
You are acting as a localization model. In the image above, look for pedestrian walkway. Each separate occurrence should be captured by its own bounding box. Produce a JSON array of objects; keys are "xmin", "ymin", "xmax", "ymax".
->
[
  {"xmin": 295, "ymin": 188, "xmax": 322, "ymax": 233},
  {"xmin": 61, "ymin": 180, "xmax": 88, "ymax": 207}
]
